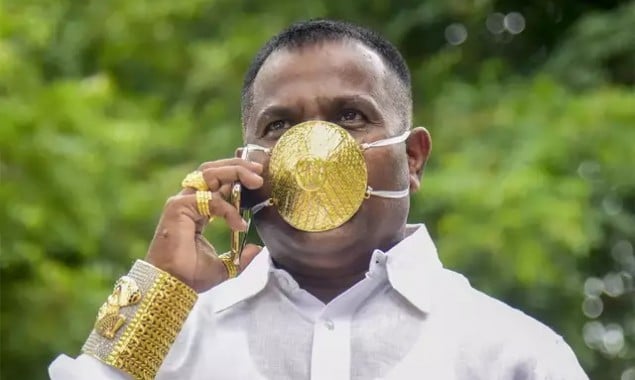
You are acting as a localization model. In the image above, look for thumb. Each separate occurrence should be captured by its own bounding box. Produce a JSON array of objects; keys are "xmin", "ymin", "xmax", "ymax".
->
[{"xmin": 238, "ymin": 244, "xmax": 263, "ymax": 272}]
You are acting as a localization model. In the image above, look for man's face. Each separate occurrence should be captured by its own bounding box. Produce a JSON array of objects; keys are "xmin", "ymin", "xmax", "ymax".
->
[{"xmin": 242, "ymin": 39, "xmax": 414, "ymax": 264}]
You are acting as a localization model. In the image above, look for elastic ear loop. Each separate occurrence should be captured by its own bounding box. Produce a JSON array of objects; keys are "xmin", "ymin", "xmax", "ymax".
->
[
  {"xmin": 245, "ymin": 144, "xmax": 270, "ymax": 154},
  {"xmin": 251, "ymin": 198, "xmax": 274, "ymax": 214},
  {"xmin": 365, "ymin": 187, "xmax": 410, "ymax": 199},
  {"xmin": 361, "ymin": 130, "xmax": 412, "ymax": 200},
  {"xmin": 360, "ymin": 130, "xmax": 410, "ymax": 150}
]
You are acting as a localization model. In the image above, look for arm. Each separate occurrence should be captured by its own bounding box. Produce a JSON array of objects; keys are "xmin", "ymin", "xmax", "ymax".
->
[
  {"xmin": 49, "ymin": 260, "xmax": 197, "ymax": 380},
  {"xmin": 499, "ymin": 334, "xmax": 589, "ymax": 380},
  {"xmin": 49, "ymin": 159, "xmax": 264, "ymax": 380},
  {"xmin": 533, "ymin": 336, "xmax": 588, "ymax": 380}
]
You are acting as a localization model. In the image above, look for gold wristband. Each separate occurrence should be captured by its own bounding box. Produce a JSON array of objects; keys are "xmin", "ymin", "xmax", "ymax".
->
[{"xmin": 82, "ymin": 260, "xmax": 198, "ymax": 380}]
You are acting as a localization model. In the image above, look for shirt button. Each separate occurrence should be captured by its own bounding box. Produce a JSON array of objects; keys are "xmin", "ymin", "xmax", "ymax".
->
[{"xmin": 323, "ymin": 319, "xmax": 334, "ymax": 330}]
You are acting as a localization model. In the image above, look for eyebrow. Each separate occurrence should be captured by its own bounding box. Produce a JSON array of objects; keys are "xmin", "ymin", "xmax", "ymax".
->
[
  {"xmin": 257, "ymin": 105, "xmax": 296, "ymax": 122},
  {"xmin": 327, "ymin": 94, "xmax": 381, "ymax": 115}
]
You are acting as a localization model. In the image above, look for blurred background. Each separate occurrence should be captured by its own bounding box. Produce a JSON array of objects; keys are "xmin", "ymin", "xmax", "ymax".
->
[{"xmin": 1, "ymin": 0, "xmax": 634, "ymax": 379}]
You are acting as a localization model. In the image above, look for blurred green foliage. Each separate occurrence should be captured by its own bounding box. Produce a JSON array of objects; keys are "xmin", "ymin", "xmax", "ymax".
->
[{"xmin": 1, "ymin": 0, "xmax": 634, "ymax": 379}]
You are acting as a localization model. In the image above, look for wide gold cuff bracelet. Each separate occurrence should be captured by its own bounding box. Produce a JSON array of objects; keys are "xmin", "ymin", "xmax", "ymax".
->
[{"xmin": 82, "ymin": 260, "xmax": 198, "ymax": 380}]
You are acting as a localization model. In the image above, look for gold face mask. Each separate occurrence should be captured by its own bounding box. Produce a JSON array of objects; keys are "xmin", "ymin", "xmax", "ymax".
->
[{"xmin": 245, "ymin": 120, "xmax": 410, "ymax": 232}]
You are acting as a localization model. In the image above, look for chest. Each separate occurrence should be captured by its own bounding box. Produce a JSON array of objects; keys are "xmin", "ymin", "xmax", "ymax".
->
[{"xmin": 165, "ymin": 288, "xmax": 466, "ymax": 380}]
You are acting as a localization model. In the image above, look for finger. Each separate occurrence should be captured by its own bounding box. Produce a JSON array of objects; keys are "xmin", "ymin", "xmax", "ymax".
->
[
  {"xmin": 202, "ymin": 166, "xmax": 264, "ymax": 191},
  {"xmin": 180, "ymin": 181, "xmax": 233, "ymax": 198},
  {"xmin": 181, "ymin": 159, "xmax": 263, "ymax": 195},
  {"xmin": 238, "ymin": 244, "xmax": 263, "ymax": 271},
  {"xmin": 198, "ymin": 158, "xmax": 263, "ymax": 173},
  {"xmin": 217, "ymin": 183, "xmax": 232, "ymax": 199},
  {"xmin": 164, "ymin": 193, "xmax": 247, "ymax": 231},
  {"xmin": 208, "ymin": 194, "xmax": 248, "ymax": 231}
]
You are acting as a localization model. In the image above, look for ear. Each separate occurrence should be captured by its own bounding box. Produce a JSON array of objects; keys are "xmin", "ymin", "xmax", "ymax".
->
[{"xmin": 406, "ymin": 127, "xmax": 432, "ymax": 193}]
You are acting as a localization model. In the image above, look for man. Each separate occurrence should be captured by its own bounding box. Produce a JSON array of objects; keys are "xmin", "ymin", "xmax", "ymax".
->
[{"xmin": 49, "ymin": 19, "xmax": 587, "ymax": 379}]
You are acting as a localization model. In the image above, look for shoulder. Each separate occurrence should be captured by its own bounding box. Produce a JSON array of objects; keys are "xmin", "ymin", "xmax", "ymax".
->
[
  {"xmin": 441, "ymin": 270, "xmax": 553, "ymax": 337},
  {"xmin": 435, "ymin": 269, "xmax": 588, "ymax": 379}
]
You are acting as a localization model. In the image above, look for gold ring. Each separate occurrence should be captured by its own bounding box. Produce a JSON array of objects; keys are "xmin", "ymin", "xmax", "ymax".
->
[
  {"xmin": 218, "ymin": 253, "xmax": 238, "ymax": 279},
  {"xmin": 182, "ymin": 171, "xmax": 208, "ymax": 191},
  {"xmin": 195, "ymin": 191, "xmax": 213, "ymax": 218}
]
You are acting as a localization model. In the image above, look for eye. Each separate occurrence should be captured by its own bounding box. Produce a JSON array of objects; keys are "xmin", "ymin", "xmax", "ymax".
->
[
  {"xmin": 264, "ymin": 120, "xmax": 291, "ymax": 136},
  {"xmin": 338, "ymin": 109, "xmax": 366, "ymax": 126}
]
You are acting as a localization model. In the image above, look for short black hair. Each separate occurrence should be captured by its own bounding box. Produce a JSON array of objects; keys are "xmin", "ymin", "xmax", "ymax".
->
[{"xmin": 241, "ymin": 19, "xmax": 412, "ymax": 128}]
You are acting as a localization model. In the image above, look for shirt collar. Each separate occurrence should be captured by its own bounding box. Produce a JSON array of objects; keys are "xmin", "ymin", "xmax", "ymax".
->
[
  {"xmin": 210, "ymin": 247, "xmax": 271, "ymax": 313},
  {"xmin": 384, "ymin": 223, "xmax": 443, "ymax": 314},
  {"xmin": 211, "ymin": 224, "xmax": 443, "ymax": 314}
]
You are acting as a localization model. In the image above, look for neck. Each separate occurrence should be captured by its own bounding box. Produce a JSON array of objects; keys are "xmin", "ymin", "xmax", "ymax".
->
[
  {"xmin": 272, "ymin": 253, "xmax": 370, "ymax": 303},
  {"xmin": 270, "ymin": 229, "xmax": 406, "ymax": 303}
]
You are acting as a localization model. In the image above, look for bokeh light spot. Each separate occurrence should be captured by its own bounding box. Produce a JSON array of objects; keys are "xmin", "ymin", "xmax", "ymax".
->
[
  {"xmin": 622, "ymin": 367, "xmax": 635, "ymax": 380},
  {"xmin": 504, "ymin": 12, "xmax": 526, "ymax": 34},
  {"xmin": 486, "ymin": 13, "xmax": 505, "ymax": 34},
  {"xmin": 445, "ymin": 23, "xmax": 468, "ymax": 45},
  {"xmin": 603, "ymin": 272, "xmax": 625, "ymax": 297},
  {"xmin": 603, "ymin": 324, "xmax": 625, "ymax": 356},
  {"xmin": 584, "ymin": 277, "xmax": 604, "ymax": 297},
  {"xmin": 583, "ymin": 321, "xmax": 605, "ymax": 348},
  {"xmin": 582, "ymin": 296, "xmax": 603, "ymax": 318}
]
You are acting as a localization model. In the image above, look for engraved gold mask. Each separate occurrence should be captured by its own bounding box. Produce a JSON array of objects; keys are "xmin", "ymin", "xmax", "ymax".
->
[{"xmin": 246, "ymin": 120, "xmax": 410, "ymax": 232}]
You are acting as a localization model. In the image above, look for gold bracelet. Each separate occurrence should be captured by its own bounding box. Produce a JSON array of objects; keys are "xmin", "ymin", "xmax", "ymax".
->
[
  {"xmin": 82, "ymin": 260, "xmax": 198, "ymax": 380},
  {"xmin": 218, "ymin": 253, "xmax": 238, "ymax": 279}
]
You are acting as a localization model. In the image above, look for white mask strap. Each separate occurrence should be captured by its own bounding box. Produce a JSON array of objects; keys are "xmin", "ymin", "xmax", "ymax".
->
[
  {"xmin": 365, "ymin": 186, "xmax": 410, "ymax": 199},
  {"xmin": 251, "ymin": 198, "xmax": 273, "ymax": 215},
  {"xmin": 245, "ymin": 144, "xmax": 271, "ymax": 155},
  {"xmin": 361, "ymin": 130, "xmax": 411, "ymax": 150}
]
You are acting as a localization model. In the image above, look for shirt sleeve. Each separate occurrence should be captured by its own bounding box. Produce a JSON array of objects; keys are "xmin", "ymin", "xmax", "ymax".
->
[
  {"xmin": 533, "ymin": 336, "xmax": 589, "ymax": 380},
  {"xmin": 48, "ymin": 354, "xmax": 131, "ymax": 380},
  {"xmin": 498, "ymin": 333, "xmax": 589, "ymax": 380}
]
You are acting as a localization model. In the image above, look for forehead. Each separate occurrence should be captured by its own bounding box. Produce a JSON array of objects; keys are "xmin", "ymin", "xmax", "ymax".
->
[{"xmin": 250, "ymin": 39, "xmax": 388, "ymax": 112}]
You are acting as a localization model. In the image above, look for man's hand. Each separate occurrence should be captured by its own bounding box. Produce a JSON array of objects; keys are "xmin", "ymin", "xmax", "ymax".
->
[{"xmin": 145, "ymin": 158, "xmax": 265, "ymax": 292}]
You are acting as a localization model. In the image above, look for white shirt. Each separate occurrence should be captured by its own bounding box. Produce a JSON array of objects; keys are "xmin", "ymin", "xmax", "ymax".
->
[{"xmin": 49, "ymin": 224, "xmax": 588, "ymax": 379}]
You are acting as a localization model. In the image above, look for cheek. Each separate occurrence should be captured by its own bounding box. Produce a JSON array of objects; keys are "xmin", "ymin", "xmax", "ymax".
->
[{"xmin": 365, "ymin": 148, "xmax": 409, "ymax": 189}]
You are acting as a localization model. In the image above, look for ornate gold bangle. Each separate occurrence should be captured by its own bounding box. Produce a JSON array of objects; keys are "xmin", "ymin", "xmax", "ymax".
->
[{"xmin": 82, "ymin": 260, "xmax": 198, "ymax": 380}]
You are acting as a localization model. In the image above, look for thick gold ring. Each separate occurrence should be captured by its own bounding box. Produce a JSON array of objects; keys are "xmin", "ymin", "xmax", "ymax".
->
[
  {"xmin": 182, "ymin": 171, "xmax": 208, "ymax": 191},
  {"xmin": 218, "ymin": 253, "xmax": 238, "ymax": 279},
  {"xmin": 195, "ymin": 191, "xmax": 213, "ymax": 218}
]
